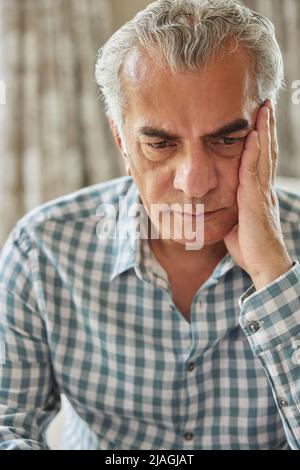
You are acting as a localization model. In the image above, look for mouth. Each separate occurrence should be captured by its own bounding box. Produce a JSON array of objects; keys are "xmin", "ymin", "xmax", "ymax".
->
[{"xmin": 173, "ymin": 209, "xmax": 223, "ymax": 218}]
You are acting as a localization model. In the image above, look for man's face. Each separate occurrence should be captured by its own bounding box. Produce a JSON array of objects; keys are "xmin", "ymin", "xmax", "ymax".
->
[{"xmin": 118, "ymin": 47, "xmax": 261, "ymax": 248}]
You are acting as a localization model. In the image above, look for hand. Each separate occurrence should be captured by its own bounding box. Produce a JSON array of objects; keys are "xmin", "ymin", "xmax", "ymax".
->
[{"xmin": 224, "ymin": 100, "xmax": 293, "ymax": 290}]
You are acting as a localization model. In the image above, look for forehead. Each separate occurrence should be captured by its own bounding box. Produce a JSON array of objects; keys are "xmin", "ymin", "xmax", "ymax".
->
[{"xmin": 121, "ymin": 46, "xmax": 257, "ymax": 133}]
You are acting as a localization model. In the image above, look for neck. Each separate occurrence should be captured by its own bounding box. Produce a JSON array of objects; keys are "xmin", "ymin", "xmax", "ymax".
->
[{"xmin": 149, "ymin": 237, "xmax": 228, "ymax": 277}]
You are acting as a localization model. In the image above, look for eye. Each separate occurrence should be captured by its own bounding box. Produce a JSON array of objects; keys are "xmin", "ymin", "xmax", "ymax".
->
[
  {"xmin": 218, "ymin": 137, "xmax": 245, "ymax": 146},
  {"xmin": 147, "ymin": 141, "xmax": 176, "ymax": 150},
  {"xmin": 209, "ymin": 136, "xmax": 246, "ymax": 157}
]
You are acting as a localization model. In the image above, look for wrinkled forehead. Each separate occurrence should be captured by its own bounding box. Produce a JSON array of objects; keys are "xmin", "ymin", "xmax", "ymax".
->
[
  {"xmin": 121, "ymin": 43, "xmax": 255, "ymax": 88},
  {"xmin": 120, "ymin": 46, "xmax": 258, "ymax": 131}
]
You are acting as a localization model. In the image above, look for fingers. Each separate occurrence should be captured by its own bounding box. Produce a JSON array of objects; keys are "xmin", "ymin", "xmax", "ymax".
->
[
  {"xmin": 240, "ymin": 99, "xmax": 278, "ymax": 193},
  {"xmin": 264, "ymin": 100, "xmax": 279, "ymax": 185},
  {"xmin": 257, "ymin": 105, "xmax": 272, "ymax": 188}
]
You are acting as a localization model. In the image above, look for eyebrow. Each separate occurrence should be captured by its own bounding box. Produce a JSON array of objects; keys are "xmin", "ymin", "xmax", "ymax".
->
[
  {"xmin": 205, "ymin": 119, "xmax": 250, "ymax": 138},
  {"xmin": 138, "ymin": 119, "xmax": 250, "ymax": 140}
]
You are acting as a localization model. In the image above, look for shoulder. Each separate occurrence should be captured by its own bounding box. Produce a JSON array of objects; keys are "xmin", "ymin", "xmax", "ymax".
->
[
  {"xmin": 17, "ymin": 176, "xmax": 134, "ymax": 228},
  {"xmin": 5, "ymin": 176, "xmax": 135, "ymax": 250}
]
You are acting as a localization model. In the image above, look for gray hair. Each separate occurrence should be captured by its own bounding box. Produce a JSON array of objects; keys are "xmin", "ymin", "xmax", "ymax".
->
[{"xmin": 95, "ymin": 0, "xmax": 284, "ymax": 134}]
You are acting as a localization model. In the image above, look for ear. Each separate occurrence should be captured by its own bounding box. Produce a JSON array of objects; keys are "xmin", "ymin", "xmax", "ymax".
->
[{"xmin": 108, "ymin": 118, "xmax": 132, "ymax": 177}]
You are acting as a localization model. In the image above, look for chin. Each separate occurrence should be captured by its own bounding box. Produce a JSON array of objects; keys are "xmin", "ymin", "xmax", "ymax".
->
[
  {"xmin": 154, "ymin": 210, "xmax": 238, "ymax": 249},
  {"xmin": 204, "ymin": 218, "xmax": 238, "ymax": 245},
  {"xmin": 203, "ymin": 233, "xmax": 227, "ymax": 246},
  {"xmin": 168, "ymin": 230, "xmax": 225, "ymax": 249}
]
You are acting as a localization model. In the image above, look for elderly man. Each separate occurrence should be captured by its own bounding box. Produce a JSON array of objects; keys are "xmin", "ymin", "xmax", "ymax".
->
[{"xmin": 0, "ymin": 0, "xmax": 299, "ymax": 450}]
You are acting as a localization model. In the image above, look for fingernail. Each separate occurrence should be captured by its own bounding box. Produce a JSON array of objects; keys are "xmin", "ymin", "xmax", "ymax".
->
[{"xmin": 265, "ymin": 99, "xmax": 273, "ymax": 110}]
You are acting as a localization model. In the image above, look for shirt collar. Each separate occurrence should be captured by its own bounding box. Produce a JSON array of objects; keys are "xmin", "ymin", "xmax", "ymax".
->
[{"xmin": 109, "ymin": 180, "xmax": 145, "ymax": 281}]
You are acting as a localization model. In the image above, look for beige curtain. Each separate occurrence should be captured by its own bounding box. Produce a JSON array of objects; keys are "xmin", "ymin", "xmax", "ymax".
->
[
  {"xmin": 244, "ymin": 0, "xmax": 300, "ymax": 179},
  {"xmin": 0, "ymin": 0, "xmax": 124, "ymax": 247},
  {"xmin": 1, "ymin": 0, "xmax": 300, "ymax": 247}
]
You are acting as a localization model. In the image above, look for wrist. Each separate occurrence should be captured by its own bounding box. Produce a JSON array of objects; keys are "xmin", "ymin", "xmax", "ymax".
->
[{"xmin": 251, "ymin": 258, "xmax": 294, "ymax": 291}]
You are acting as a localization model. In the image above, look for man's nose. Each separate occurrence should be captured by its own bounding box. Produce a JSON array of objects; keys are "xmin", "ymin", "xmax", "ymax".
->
[{"xmin": 173, "ymin": 146, "xmax": 218, "ymax": 198}]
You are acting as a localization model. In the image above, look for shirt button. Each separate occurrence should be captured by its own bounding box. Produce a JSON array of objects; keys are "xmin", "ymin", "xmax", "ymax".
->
[
  {"xmin": 292, "ymin": 349, "xmax": 300, "ymax": 365},
  {"xmin": 187, "ymin": 362, "xmax": 196, "ymax": 372},
  {"xmin": 248, "ymin": 321, "xmax": 260, "ymax": 334},
  {"xmin": 279, "ymin": 397, "xmax": 288, "ymax": 408},
  {"xmin": 184, "ymin": 432, "xmax": 194, "ymax": 441}
]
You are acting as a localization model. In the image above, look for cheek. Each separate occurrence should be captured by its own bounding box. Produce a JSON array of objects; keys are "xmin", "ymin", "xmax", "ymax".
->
[
  {"xmin": 218, "ymin": 156, "xmax": 241, "ymax": 191},
  {"xmin": 143, "ymin": 168, "xmax": 173, "ymax": 203},
  {"xmin": 128, "ymin": 146, "xmax": 173, "ymax": 201}
]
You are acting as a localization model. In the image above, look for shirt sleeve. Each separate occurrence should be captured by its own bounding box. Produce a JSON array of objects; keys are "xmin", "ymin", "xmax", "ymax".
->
[
  {"xmin": 0, "ymin": 225, "xmax": 61, "ymax": 450},
  {"xmin": 239, "ymin": 261, "xmax": 300, "ymax": 450}
]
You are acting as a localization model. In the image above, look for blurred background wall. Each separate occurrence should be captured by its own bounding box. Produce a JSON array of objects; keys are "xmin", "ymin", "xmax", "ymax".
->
[
  {"xmin": 0, "ymin": 0, "xmax": 299, "ymax": 247},
  {"xmin": 111, "ymin": 0, "xmax": 149, "ymax": 29}
]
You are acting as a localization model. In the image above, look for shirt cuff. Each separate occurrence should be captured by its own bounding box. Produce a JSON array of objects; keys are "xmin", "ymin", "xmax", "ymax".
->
[{"xmin": 239, "ymin": 260, "xmax": 300, "ymax": 354}]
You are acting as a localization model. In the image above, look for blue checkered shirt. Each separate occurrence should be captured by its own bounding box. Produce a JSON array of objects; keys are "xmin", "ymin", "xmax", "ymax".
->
[{"xmin": 0, "ymin": 176, "xmax": 300, "ymax": 450}]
